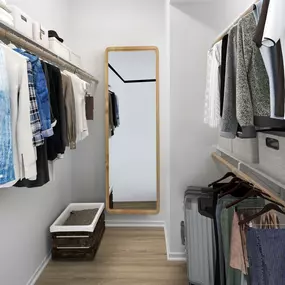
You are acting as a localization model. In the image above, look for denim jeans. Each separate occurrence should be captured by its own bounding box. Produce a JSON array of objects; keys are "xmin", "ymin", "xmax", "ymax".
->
[
  {"xmin": 14, "ymin": 49, "xmax": 53, "ymax": 137},
  {"xmin": 0, "ymin": 47, "xmax": 15, "ymax": 184},
  {"xmin": 247, "ymin": 228, "xmax": 285, "ymax": 285}
]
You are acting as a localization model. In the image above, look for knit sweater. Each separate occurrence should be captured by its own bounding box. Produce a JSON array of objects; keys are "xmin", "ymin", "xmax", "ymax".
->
[{"xmin": 236, "ymin": 12, "xmax": 271, "ymax": 138}]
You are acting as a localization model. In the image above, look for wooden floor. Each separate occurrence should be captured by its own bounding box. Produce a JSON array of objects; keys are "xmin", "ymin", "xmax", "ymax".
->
[
  {"xmin": 37, "ymin": 228, "xmax": 188, "ymax": 285},
  {"xmin": 113, "ymin": 201, "xmax": 157, "ymax": 210}
]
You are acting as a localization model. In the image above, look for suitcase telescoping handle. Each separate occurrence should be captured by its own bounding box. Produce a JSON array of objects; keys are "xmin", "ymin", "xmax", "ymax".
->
[{"xmin": 181, "ymin": 221, "xmax": 185, "ymax": 246}]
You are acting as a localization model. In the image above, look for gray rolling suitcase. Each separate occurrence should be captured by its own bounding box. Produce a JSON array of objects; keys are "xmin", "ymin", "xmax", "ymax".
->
[{"xmin": 181, "ymin": 186, "xmax": 216, "ymax": 285}]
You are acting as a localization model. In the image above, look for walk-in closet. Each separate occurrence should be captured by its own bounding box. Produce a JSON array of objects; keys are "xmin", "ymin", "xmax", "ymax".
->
[{"xmin": 0, "ymin": 0, "xmax": 284, "ymax": 284}]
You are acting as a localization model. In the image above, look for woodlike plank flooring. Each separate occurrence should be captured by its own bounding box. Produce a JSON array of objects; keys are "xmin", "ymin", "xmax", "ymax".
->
[
  {"xmin": 37, "ymin": 228, "xmax": 188, "ymax": 285},
  {"xmin": 113, "ymin": 201, "xmax": 157, "ymax": 210}
]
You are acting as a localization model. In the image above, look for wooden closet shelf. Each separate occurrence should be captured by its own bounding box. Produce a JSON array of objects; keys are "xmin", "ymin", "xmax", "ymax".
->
[{"xmin": 212, "ymin": 152, "xmax": 285, "ymax": 208}]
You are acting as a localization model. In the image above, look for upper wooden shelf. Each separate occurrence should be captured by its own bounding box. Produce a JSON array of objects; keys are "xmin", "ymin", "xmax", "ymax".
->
[{"xmin": 212, "ymin": 151, "xmax": 285, "ymax": 208}]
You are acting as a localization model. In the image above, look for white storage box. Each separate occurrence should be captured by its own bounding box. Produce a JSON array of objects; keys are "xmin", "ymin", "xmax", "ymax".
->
[
  {"xmin": 218, "ymin": 136, "xmax": 233, "ymax": 153},
  {"xmin": 32, "ymin": 22, "xmax": 49, "ymax": 48},
  {"xmin": 49, "ymin": 37, "xmax": 70, "ymax": 61},
  {"xmin": 232, "ymin": 137, "xmax": 259, "ymax": 164},
  {"xmin": 69, "ymin": 50, "xmax": 81, "ymax": 67},
  {"xmin": 8, "ymin": 5, "xmax": 33, "ymax": 38},
  {"xmin": 257, "ymin": 132, "xmax": 285, "ymax": 183},
  {"xmin": 50, "ymin": 203, "xmax": 105, "ymax": 233},
  {"xmin": 0, "ymin": 7, "xmax": 13, "ymax": 27}
]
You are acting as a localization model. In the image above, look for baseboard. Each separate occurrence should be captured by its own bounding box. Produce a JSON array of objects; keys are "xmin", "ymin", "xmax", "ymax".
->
[
  {"xmin": 106, "ymin": 220, "xmax": 165, "ymax": 228},
  {"xmin": 26, "ymin": 252, "xmax": 51, "ymax": 285},
  {"xmin": 167, "ymin": 252, "xmax": 187, "ymax": 261},
  {"xmin": 164, "ymin": 224, "xmax": 186, "ymax": 261}
]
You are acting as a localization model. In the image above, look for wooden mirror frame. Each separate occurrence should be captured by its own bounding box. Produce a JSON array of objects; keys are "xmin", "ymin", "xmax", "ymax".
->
[{"xmin": 105, "ymin": 46, "xmax": 160, "ymax": 215}]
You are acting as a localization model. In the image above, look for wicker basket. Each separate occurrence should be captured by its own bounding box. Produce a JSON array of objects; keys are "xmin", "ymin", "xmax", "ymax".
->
[{"xmin": 50, "ymin": 203, "xmax": 105, "ymax": 261}]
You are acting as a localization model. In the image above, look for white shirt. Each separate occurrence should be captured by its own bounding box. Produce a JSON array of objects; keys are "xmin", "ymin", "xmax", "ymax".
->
[
  {"xmin": 262, "ymin": 0, "xmax": 285, "ymax": 47},
  {"xmin": 204, "ymin": 40, "xmax": 222, "ymax": 128},
  {"xmin": 0, "ymin": 44, "xmax": 37, "ymax": 188},
  {"xmin": 262, "ymin": 0, "xmax": 285, "ymax": 117},
  {"xmin": 63, "ymin": 71, "xmax": 89, "ymax": 142}
]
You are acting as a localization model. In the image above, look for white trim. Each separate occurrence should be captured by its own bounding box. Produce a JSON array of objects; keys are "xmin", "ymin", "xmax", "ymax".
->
[
  {"xmin": 106, "ymin": 220, "xmax": 165, "ymax": 228},
  {"xmin": 164, "ymin": 224, "xmax": 186, "ymax": 261},
  {"xmin": 167, "ymin": 252, "xmax": 186, "ymax": 261},
  {"xmin": 26, "ymin": 253, "xmax": 51, "ymax": 285},
  {"xmin": 164, "ymin": 223, "xmax": 171, "ymax": 260}
]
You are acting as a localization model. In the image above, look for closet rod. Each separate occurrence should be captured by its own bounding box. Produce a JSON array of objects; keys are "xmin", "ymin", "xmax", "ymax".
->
[
  {"xmin": 0, "ymin": 22, "xmax": 99, "ymax": 84},
  {"xmin": 212, "ymin": 1, "xmax": 258, "ymax": 46},
  {"xmin": 212, "ymin": 152, "xmax": 285, "ymax": 208}
]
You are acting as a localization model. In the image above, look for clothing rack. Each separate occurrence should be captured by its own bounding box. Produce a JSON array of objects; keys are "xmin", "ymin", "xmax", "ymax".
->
[
  {"xmin": 212, "ymin": 1, "xmax": 258, "ymax": 46},
  {"xmin": 212, "ymin": 151, "xmax": 285, "ymax": 208},
  {"xmin": 0, "ymin": 21, "xmax": 99, "ymax": 84},
  {"xmin": 108, "ymin": 63, "xmax": 156, "ymax": 83}
]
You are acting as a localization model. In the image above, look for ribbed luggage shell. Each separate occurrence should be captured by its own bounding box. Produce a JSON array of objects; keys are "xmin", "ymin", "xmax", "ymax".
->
[{"xmin": 184, "ymin": 187, "xmax": 216, "ymax": 285}]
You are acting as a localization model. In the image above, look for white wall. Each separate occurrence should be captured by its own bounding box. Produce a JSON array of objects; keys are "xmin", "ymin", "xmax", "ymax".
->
[
  {"xmin": 66, "ymin": 0, "xmax": 170, "ymax": 224},
  {"xmin": 170, "ymin": 4, "xmax": 220, "ymax": 254},
  {"xmin": 169, "ymin": 0, "xmax": 256, "ymax": 254},
  {"xmin": 0, "ymin": 1, "xmax": 73, "ymax": 285}
]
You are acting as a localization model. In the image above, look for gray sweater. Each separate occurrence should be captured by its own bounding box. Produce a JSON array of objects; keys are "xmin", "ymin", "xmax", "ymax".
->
[
  {"xmin": 221, "ymin": 12, "xmax": 285, "ymax": 139},
  {"xmin": 236, "ymin": 12, "xmax": 270, "ymax": 138}
]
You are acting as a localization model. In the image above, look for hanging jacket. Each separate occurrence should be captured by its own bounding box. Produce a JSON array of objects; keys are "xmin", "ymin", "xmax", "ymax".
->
[
  {"xmin": 44, "ymin": 63, "xmax": 66, "ymax": 161},
  {"xmin": 253, "ymin": 0, "xmax": 285, "ymax": 118},
  {"xmin": 64, "ymin": 71, "xmax": 89, "ymax": 142},
  {"xmin": 0, "ymin": 44, "xmax": 37, "ymax": 188},
  {"xmin": 13, "ymin": 49, "xmax": 53, "ymax": 138},
  {"xmin": 0, "ymin": 46, "xmax": 15, "ymax": 185},
  {"xmin": 236, "ymin": 12, "xmax": 285, "ymax": 138},
  {"xmin": 61, "ymin": 73, "xmax": 77, "ymax": 149},
  {"xmin": 26, "ymin": 60, "xmax": 44, "ymax": 147}
]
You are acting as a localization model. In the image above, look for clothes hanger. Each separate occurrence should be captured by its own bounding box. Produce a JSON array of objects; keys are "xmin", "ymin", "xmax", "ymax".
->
[
  {"xmin": 239, "ymin": 203, "xmax": 285, "ymax": 226},
  {"xmin": 225, "ymin": 187, "xmax": 282, "ymax": 209},
  {"xmin": 219, "ymin": 180, "xmax": 253, "ymax": 198},
  {"xmin": 211, "ymin": 176, "xmax": 244, "ymax": 195},
  {"xmin": 208, "ymin": 172, "xmax": 236, "ymax": 187}
]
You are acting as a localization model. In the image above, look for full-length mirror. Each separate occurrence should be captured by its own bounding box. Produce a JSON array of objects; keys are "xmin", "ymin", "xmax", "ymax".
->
[{"xmin": 105, "ymin": 46, "xmax": 160, "ymax": 214}]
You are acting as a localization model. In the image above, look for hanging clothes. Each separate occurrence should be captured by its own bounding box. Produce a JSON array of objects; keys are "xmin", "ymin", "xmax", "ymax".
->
[
  {"xmin": 220, "ymin": 25, "xmax": 238, "ymax": 138},
  {"xmin": 236, "ymin": 12, "xmax": 270, "ymax": 138},
  {"xmin": 13, "ymin": 48, "xmax": 53, "ymax": 138},
  {"xmin": 45, "ymin": 63, "xmax": 66, "ymax": 161},
  {"xmin": 247, "ymin": 228, "xmax": 285, "ymax": 285},
  {"xmin": 0, "ymin": 46, "xmax": 14, "ymax": 185},
  {"xmin": 262, "ymin": 0, "xmax": 285, "ymax": 47},
  {"xmin": 253, "ymin": 0, "xmax": 285, "ymax": 119},
  {"xmin": 64, "ymin": 71, "xmax": 89, "ymax": 143},
  {"xmin": 15, "ymin": 139, "xmax": 50, "ymax": 188},
  {"xmin": 204, "ymin": 40, "xmax": 222, "ymax": 128},
  {"xmin": 220, "ymin": 34, "xmax": 228, "ymax": 117},
  {"xmin": 26, "ymin": 60, "xmax": 44, "ymax": 147},
  {"xmin": 61, "ymin": 73, "xmax": 77, "ymax": 149},
  {"xmin": 0, "ymin": 44, "xmax": 37, "ymax": 188},
  {"xmin": 109, "ymin": 91, "xmax": 115, "ymax": 136}
]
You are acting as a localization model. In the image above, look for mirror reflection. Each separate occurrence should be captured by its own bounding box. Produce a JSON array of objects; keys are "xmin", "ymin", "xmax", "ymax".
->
[{"xmin": 106, "ymin": 47, "xmax": 159, "ymax": 213}]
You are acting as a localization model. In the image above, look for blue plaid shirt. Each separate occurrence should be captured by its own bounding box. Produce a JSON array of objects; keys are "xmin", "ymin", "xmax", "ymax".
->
[{"xmin": 27, "ymin": 61, "xmax": 44, "ymax": 146}]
